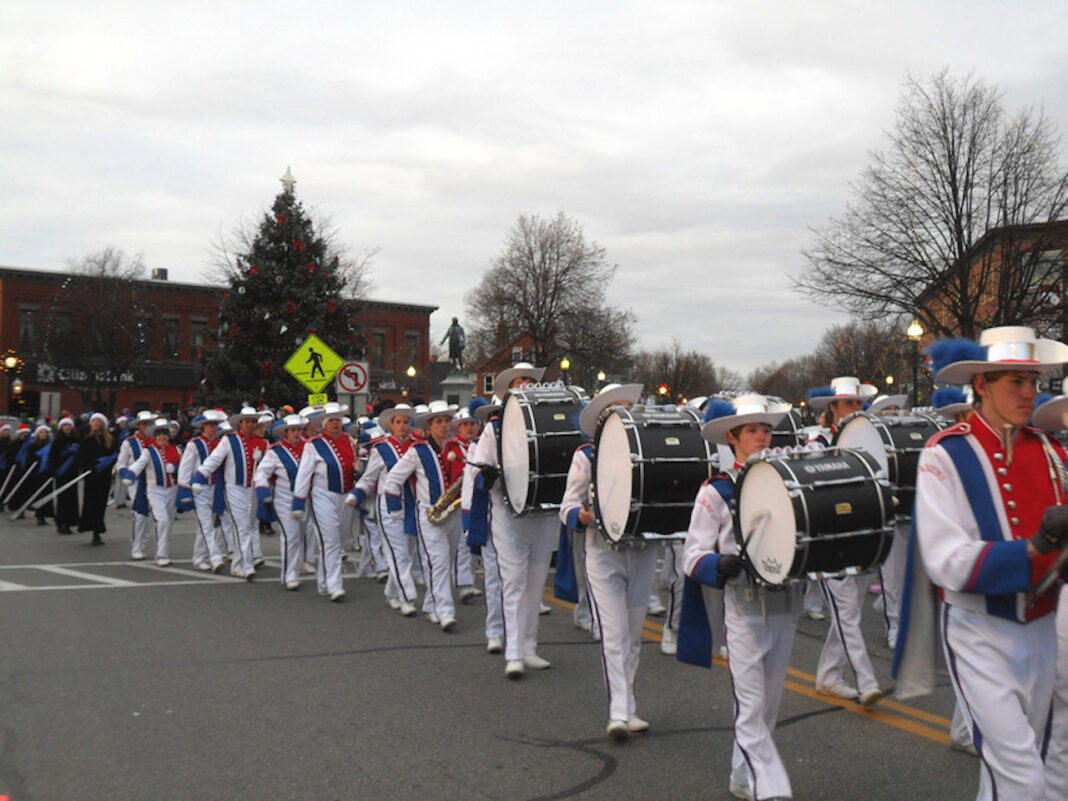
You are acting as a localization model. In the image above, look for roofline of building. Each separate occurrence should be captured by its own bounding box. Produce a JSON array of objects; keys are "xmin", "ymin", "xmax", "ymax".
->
[{"xmin": 0, "ymin": 265, "xmax": 439, "ymax": 312}]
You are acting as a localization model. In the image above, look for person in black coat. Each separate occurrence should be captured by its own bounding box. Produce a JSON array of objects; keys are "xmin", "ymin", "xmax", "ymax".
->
[
  {"xmin": 9, "ymin": 425, "xmax": 53, "ymax": 524},
  {"xmin": 1, "ymin": 425, "xmax": 31, "ymax": 512},
  {"xmin": 78, "ymin": 413, "xmax": 117, "ymax": 545},
  {"xmin": 47, "ymin": 416, "xmax": 81, "ymax": 534}
]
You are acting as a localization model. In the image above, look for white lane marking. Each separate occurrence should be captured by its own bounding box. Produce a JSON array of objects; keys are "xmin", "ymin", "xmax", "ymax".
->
[
  {"xmin": 36, "ymin": 565, "xmax": 137, "ymax": 586},
  {"xmin": 126, "ymin": 562, "xmax": 242, "ymax": 583},
  {"xmin": 0, "ymin": 578, "xmax": 27, "ymax": 590},
  {"xmin": 0, "ymin": 580, "xmax": 248, "ymax": 592}
]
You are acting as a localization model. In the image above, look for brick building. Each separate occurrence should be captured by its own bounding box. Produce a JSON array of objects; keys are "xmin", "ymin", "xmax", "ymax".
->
[{"xmin": 0, "ymin": 265, "xmax": 436, "ymax": 419}]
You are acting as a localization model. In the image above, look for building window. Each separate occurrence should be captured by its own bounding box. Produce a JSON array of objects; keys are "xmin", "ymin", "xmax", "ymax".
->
[
  {"xmin": 511, "ymin": 346, "xmax": 522, "ymax": 362},
  {"xmin": 405, "ymin": 332, "xmax": 419, "ymax": 367},
  {"xmin": 19, "ymin": 308, "xmax": 37, "ymax": 354},
  {"xmin": 136, "ymin": 317, "xmax": 152, "ymax": 359},
  {"xmin": 482, "ymin": 374, "xmax": 494, "ymax": 394},
  {"xmin": 162, "ymin": 318, "xmax": 180, "ymax": 360},
  {"xmin": 190, "ymin": 318, "xmax": 211, "ymax": 353},
  {"xmin": 370, "ymin": 331, "xmax": 386, "ymax": 369}
]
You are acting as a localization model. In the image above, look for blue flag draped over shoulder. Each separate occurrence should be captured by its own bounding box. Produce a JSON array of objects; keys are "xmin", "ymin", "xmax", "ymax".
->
[
  {"xmin": 35, "ymin": 443, "xmax": 52, "ymax": 474},
  {"xmin": 16, "ymin": 437, "xmax": 33, "ymax": 469},
  {"xmin": 554, "ymin": 524, "xmax": 579, "ymax": 603}
]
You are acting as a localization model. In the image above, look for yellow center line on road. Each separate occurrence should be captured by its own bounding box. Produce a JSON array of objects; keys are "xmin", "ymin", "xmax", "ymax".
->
[{"xmin": 545, "ymin": 591, "xmax": 952, "ymax": 745}]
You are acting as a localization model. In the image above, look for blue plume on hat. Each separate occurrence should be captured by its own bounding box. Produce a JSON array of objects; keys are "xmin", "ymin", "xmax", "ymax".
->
[
  {"xmin": 1035, "ymin": 392, "xmax": 1053, "ymax": 411},
  {"xmin": 926, "ymin": 339, "xmax": 986, "ymax": 378},
  {"xmin": 931, "ymin": 387, "xmax": 966, "ymax": 409},
  {"xmin": 360, "ymin": 420, "xmax": 376, "ymax": 430},
  {"xmin": 469, "ymin": 397, "xmax": 489, "ymax": 416},
  {"xmin": 807, "ymin": 386, "xmax": 833, "ymax": 401},
  {"xmin": 702, "ymin": 399, "xmax": 735, "ymax": 424},
  {"xmin": 571, "ymin": 401, "xmax": 591, "ymax": 442}
]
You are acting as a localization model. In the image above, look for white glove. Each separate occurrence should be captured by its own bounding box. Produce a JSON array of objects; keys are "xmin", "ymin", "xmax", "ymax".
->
[
  {"xmin": 192, "ymin": 482, "xmax": 208, "ymax": 495},
  {"xmin": 291, "ymin": 509, "xmax": 305, "ymax": 521}
]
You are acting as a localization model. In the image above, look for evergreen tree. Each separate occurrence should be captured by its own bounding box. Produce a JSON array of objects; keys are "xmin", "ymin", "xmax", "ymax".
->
[{"xmin": 199, "ymin": 176, "xmax": 366, "ymax": 409}]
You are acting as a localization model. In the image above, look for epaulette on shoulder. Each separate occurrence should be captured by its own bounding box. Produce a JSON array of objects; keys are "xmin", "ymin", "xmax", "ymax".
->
[
  {"xmin": 927, "ymin": 421, "xmax": 971, "ymax": 447},
  {"xmin": 703, "ymin": 472, "xmax": 732, "ymax": 487},
  {"xmin": 577, "ymin": 442, "xmax": 592, "ymax": 453}
]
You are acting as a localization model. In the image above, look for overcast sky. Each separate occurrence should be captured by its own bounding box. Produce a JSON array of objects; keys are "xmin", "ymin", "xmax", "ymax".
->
[{"xmin": 3, "ymin": 1, "xmax": 1066, "ymax": 377}]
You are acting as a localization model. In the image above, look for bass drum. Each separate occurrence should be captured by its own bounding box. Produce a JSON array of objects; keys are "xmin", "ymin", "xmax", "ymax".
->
[
  {"xmin": 499, "ymin": 384, "xmax": 588, "ymax": 515},
  {"xmin": 592, "ymin": 406, "xmax": 715, "ymax": 544},
  {"xmin": 734, "ymin": 448, "xmax": 894, "ymax": 586},
  {"xmin": 833, "ymin": 412, "xmax": 945, "ymax": 518},
  {"xmin": 771, "ymin": 407, "xmax": 805, "ymax": 449}
]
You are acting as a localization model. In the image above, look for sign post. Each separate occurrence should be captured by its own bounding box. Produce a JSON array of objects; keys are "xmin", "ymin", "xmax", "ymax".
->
[{"xmin": 335, "ymin": 360, "xmax": 370, "ymax": 418}]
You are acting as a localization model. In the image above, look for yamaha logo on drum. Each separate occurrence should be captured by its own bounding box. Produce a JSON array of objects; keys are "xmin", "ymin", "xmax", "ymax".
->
[
  {"xmin": 761, "ymin": 556, "xmax": 783, "ymax": 576},
  {"xmin": 801, "ymin": 460, "xmax": 850, "ymax": 474}
]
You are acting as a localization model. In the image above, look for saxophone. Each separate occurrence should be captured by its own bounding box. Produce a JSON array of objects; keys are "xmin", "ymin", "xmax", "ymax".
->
[{"xmin": 427, "ymin": 475, "xmax": 462, "ymax": 524}]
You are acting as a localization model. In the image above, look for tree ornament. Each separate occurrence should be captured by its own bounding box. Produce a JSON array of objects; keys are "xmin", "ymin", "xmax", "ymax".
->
[
  {"xmin": 293, "ymin": 239, "xmax": 304, "ymax": 252},
  {"xmin": 280, "ymin": 324, "xmax": 288, "ymax": 334},
  {"xmin": 249, "ymin": 264, "xmax": 259, "ymax": 276},
  {"xmin": 277, "ymin": 214, "xmax": 288, "ymax": 225},
  {"xmin": 328, "ymin": 301, "xmax": 336, "ymax": 314},
  {"xmin": 237, "ymin": 286, "xmax": 246, "ymax": 294},
  {"xmin": 306, "ymin": 261, "xmax": 316, "ymax": 276},
  {"xmin": 286, "ymin": 302, "xmax": 295, "ymax": 314}
]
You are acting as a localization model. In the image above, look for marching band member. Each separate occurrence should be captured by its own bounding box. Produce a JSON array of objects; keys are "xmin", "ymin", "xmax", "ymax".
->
[
  {"xmin": 464, "ymin": 363, "xmax": 555, "ymax": 679},
  {"xmin": 255, "ymin": 414, "xmax": 309, "ymax": 590},
  {"xmin": 353, "ymin": 420, "xmax": 391, "ymax": 582},
  {"xmin": 896, "ymin": 326, "xmax": 1068, "ymax": 801},
  {"xmin": 178, "ymin": 409, "xmax": 229, "ymax": 573},
  {"xmin": 194, "ymin": 407, "xmax": 265, "ymax": 580},
  {"xmin": 806, "ymin": 377, "xmax": 884, "ymax": 705},
  {"xmin": 449, "ymin": 407, "xmax": 484, "ymax": 604},
  {"xmin": 560, "ymin": 383, "xmax": 655, "ymax": 740},
  {"xmin": 120, "ymin": 418, "xmax": 180, "ymax": 566},
  {"xmin": 351, "ymin": 404, "xmax": 419, "ymax": 615},
  {"xmin": 76, "ymin": 413, "xmax": 118, "ymax": 546},
  {"xmin": 292, "ymin": 402, "xmax": 355, "ymax": 602},
  {"xmin": 680, "ymin": 395, "xmax": 799, "ymax": 801},
  {"xmin": 383, "ymin": 400, "xmax": 461, "ymax": 630},
  {"xmin": 463, "ymin": 397, "xmax": 507, "ymax": 653},
  {"xmin": 1029, "ymin": 393, "xmax": 1068, "ymax": 799},
  {"xmin": 117, "ymin": 411, "xmax": 156, "ymax": 559}
]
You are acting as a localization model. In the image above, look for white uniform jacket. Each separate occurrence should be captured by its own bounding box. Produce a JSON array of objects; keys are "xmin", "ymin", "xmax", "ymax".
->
[
  {"xmin": 558, "ymin": 443, "xmax": 593, "ymax": 532},
  {"xmin": 384, "ymin": 439, "xmax": 449, "ymax": 512},
  {"xmin": 913, "ymin": 413, "xmax": 1064, "ymax": 623},
  {"xmin": 255, "ymin": 440, "xmax": 304, "ymax": 507},
  {"xmin": 194, "ymin": 431, "xmax": 263, "ymax": 489}
]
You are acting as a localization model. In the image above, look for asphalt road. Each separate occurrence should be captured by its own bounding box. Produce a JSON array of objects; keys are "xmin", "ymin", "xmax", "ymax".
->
[{"xmin": 0, "ymin": 504, "xmax": 979, "ymax": 801}]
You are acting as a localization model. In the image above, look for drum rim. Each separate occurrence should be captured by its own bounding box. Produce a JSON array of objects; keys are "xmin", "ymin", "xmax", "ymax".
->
[{"xmin": 592, "ymin": 408, "xmax": 637, "ymax": 541}]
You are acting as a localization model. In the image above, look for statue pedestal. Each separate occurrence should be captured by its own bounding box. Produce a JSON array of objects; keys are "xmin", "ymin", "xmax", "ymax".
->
[{"xmin": 439, "ymin": 371, "xmax": 474, "ymax": 410}]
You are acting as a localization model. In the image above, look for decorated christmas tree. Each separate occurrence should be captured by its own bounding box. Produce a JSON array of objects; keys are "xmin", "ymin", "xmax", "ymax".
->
[{"xmin": 199, "ymin": 169, "xmax": 366, "ymax": 409}]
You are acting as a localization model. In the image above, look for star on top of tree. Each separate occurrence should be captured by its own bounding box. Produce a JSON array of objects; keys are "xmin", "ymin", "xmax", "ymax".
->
[{"xmin": 280, "ymin": 166, "xmax": 296, "ymax": 191}]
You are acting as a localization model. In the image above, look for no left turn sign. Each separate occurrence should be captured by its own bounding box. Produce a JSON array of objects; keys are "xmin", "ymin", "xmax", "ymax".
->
[{"xmin": 336, "ymin": 361, "xmax": 370, "ymax": 394}]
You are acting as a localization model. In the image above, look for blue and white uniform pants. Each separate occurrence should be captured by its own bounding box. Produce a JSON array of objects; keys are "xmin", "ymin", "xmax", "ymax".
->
[
  {"xmin": 718, "ymin": 583, "xmax": 798, "ymax": 801},
  {"xmin": 277, "ymin": 501, "xmax": 306, "ymax": 586},
  {"xmin": 568, "ymin": 528, "xmax": 594, "ymax": 632},
  {"xmin": 584, "ymin": 531, "xmax": 657, "ymax": 722},
  {"xmin": 134, "ymin": 485, "xmax": 176, "ymax": 560},
  {"xmin": 309, "ymin": 486, "xmax": 350, "ymax": 596},
  {"xmin": 816, "ymin": 576, "xmax": 879, "ymax": 694},
  {"xmin": 378, "ymin": 496, "xmax": 418, "ymax": 604},
  {"xmin": 942, "ymin": 603, "xmax": 1056, "ymax": 801},
  {"xmin": 659, "ymin": 540, "xmax": 686, "ymax": 637},
  {"xmin": 415, "ymin": 502, "xmax": 460, "ymax": 621},
  {"xmin": 491, "ymin": 498, "xmax": 555, "ymax": 662},
  {"xmin": 223, "ymin": 486, "xmax": 256, "ymax": 576},
  {"xmin": 191, "ymin": 493, "xmax": 226, "ymax": 568},
  {"xmin": 1046, "ymin": 588, "xmax": 1068, "ymax": 801},
  {"xmin": 481, "ymin": 533, "xmax": 504, "ymax": 640}
]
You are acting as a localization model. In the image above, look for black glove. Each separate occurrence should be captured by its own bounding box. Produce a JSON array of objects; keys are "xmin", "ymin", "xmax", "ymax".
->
[
  {"xmin": 1032, "ymin": 505, "xmax": 1068, "ymax": 555},
  {"xmin": 480, "ymin": 464, "xmax": 500, "ymax": 491},
  {"xmin": 717, "ymin": 554, "xmax": 744, "ymax": 580}
]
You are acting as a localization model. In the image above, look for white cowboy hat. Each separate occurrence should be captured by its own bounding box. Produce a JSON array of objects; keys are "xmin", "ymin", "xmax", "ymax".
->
[
  {"xmin": 701, "ymin": 394, "xmax": 788, "ymax": 445},
  {"xmin": 450, "ymin": 407, "xmax": 483, "ymax": 433},
  {"xmin": 192, "ymin": 409, "xmax": 228, "ymax": 427},
  {"xmin": 415, "ymin": 400, "xmax": 456, "ymax": 429},
  {"xmin": 279, "ymin": 414, "xmax": 310, "ymax": 430},
  {"xmin": 492, "ymin": 362, "xmax": 546, "ymax": 400},
  {"xmin": 1033, "ymin": 394, "xmax": 1068, "ymax": 432},
  {"xmin": 473, "ymin": 395, "xmax": 501, "ymax": 422},
  {"xmin": 931, "ymin": 386, "xmax": 974, "ymax": 418},
  {"xmin": 935, "ymin": 326, "xmax": 1068, "ymax": 384},
  {"xmin": 300, "ymin": 405, "xmax": 326, "ymax": 420},
  {"xmin": 578, "ymin": 383, "xmax": 643, "ymax": 438},
  {"xmin": 150, "ymin": 418, "xmax": 172, "ymax": 435},
  {"xmin": 868, "ymin": 394, "xmax": 909, "ymax": 414},
  {"xmin": 807, "ymin": 377, "xmax": 879, "ymax": 410},
  {"xmin": 379, "ymin": 404, "xmax": 416, "ymax": 430},
  {"xmin": 134, "ymin": 410, "xmax": 156, "ymax": 425},
  {"xmin": 319, "ymin": 402, "xmax": 349, "ymax": 421},
  {"xmin": 229, "ymin": 406, "xmax": 260, "ymax": 425}
]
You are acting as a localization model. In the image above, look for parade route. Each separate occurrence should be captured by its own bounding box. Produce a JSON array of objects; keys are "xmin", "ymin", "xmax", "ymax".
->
[{"xmin": 1, "ymin": 505, "xmax": 978, "ymax": 801}]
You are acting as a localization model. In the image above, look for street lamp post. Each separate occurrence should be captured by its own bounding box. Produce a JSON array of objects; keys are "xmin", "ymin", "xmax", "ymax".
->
[
  {"xmin": 907, "ymin": 320, "xmax": 924, "ymax": 407},
  {"xmin": 406, "ymin": 365, "xmax": 417, "ymax": 402},
  {"xmin": 560, "ymin": 357, "xmax": 570, "ymax": 385},
  {"xmin": 2, "ymin": 350, "xmax": 24, "ymax": 416}
]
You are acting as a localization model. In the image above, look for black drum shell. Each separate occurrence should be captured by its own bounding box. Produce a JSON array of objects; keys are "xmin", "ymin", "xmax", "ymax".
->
[
  {"xmin": 592, "ymin": 406, "xmax": 715, "ymax": 541},
  {"xmin": 733, "ymin": 448, "xmax": 894, "ymax": 584}
]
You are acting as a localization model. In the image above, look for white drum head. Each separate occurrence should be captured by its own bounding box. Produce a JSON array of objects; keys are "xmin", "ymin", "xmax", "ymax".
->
[
  {"xmin": 836, "ymin": 415, "xmax": 889, "ymax": 475},
  {"xmin": 500, "ymin": 394, "xmax": 531, "ymax": 515},
  {"xmin": 594, "ymin": 412, "xmax": 632, "ymax": 542},
  {"xmin": 737, "ymin": 461, "xmax": 798, "ymax": 585}
]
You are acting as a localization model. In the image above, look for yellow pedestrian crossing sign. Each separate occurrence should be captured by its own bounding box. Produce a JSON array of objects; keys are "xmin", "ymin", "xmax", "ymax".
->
[{"xmin": 284, "ymin": 334, "xmax": 344, "ymax": 393}]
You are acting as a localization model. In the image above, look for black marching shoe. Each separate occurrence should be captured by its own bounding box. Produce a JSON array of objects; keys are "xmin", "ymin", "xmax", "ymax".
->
[{"xmin": 90, "ymin": 533, "xmax": 104, "ymax": 546}]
